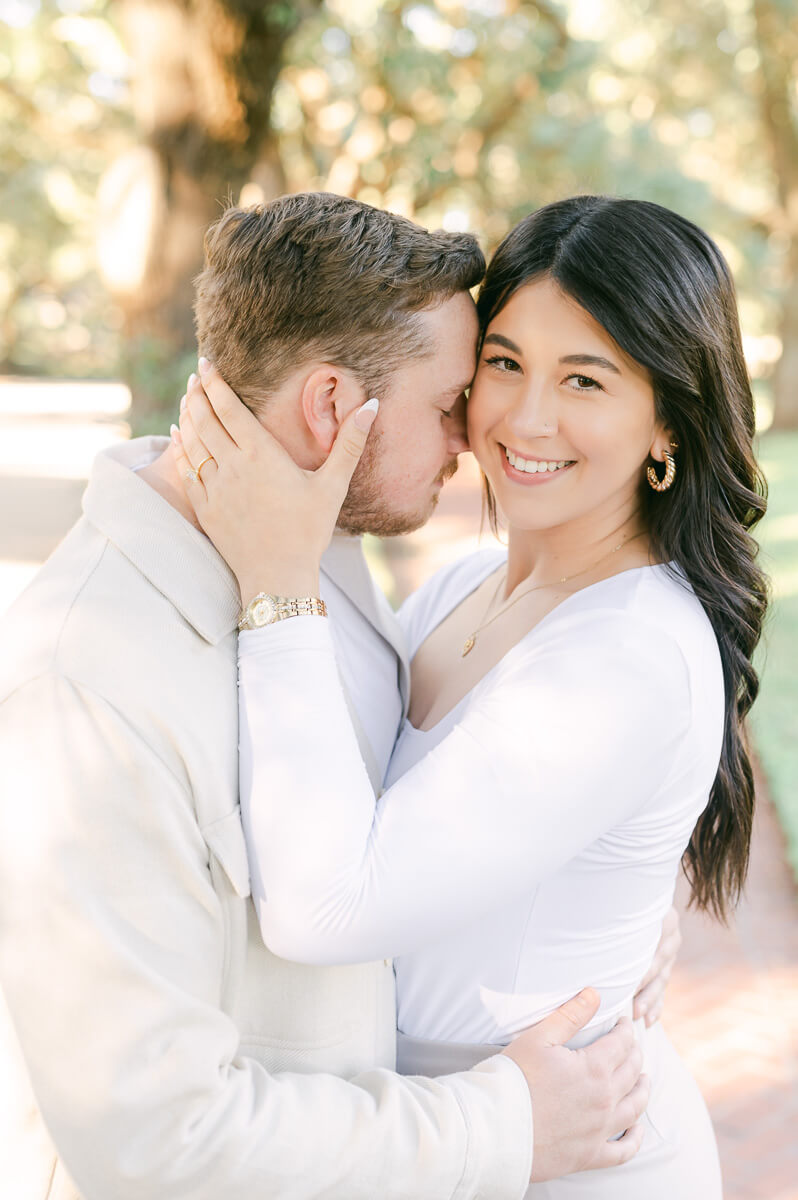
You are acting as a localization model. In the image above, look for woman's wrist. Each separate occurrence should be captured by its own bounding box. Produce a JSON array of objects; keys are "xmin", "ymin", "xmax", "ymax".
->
[{"xmin": 237, "ymin": 569, "xmax": 322, "ymax": 606}]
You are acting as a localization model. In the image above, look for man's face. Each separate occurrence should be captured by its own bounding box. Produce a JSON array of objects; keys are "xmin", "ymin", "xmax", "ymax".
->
[{"xmin": 337, "ymin": 291, "xmax": 480, "ymax": 537}]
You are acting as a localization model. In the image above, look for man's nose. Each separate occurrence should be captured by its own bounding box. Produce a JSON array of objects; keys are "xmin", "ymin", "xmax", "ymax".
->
[{"xmin": 446, "ymin": 393, "xmax": 470, "ymax": 454}]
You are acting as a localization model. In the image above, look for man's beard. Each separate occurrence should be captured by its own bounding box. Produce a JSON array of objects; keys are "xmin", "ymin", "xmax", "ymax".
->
[{"xmin": 336, "ymin": 428, "xmax": 459, "ymax": 538}]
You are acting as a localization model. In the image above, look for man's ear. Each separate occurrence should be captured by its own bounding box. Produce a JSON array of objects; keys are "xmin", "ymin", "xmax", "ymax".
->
[{"xmin": 301, "ymin": 365, "xmax": 366, "ymax": 456}]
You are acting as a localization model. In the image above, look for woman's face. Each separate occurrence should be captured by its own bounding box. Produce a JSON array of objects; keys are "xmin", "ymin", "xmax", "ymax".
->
[{"xmin": 467, "ymin": 276, "xmax": 667, "ymax": 535}]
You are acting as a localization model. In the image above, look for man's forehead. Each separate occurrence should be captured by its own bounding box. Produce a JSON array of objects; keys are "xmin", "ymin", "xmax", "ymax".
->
[
  {"xmin": 421, "ymin": 289, "xmax": 478, "ymax": 332},
  {"xmin": 436, "ymin": 335, "xmax": 477, "ymax": 380},
  {"xmin": 398, "ymin": 293, "xmax": 478, "ymax": 390}
]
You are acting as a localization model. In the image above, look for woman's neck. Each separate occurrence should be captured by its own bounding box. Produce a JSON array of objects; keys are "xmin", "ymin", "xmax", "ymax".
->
[{"xmin": 503, "ymin": 507, "xmax": 648, "ymax": 598}]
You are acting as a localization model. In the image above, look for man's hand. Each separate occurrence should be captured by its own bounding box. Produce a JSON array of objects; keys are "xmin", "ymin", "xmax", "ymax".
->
[
  {"xmin": 633, "ymin": 905, "xmax": 682, "ymax": 1027},
  {"xmin": 502, "ymin": 988, "xmax": 648, "ymax": 1182}
]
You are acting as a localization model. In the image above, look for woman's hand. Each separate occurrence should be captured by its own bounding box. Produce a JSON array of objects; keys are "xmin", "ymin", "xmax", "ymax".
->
[
  {"xmin": 632, "ymin": 904, "xmax": 681, "ymax": 1026},
  {"xmin": 171, "ymin": 360, "xmax": 378, "ymax": 602}
]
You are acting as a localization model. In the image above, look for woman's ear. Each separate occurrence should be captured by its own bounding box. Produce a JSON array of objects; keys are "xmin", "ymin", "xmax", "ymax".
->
[
  {"xmin": 301, "ymin": 366, "xmax": 365, "ymax": 455},
  {"xmin": 649, "ymin": 426, "xmax": 678, "ymax": 463}
]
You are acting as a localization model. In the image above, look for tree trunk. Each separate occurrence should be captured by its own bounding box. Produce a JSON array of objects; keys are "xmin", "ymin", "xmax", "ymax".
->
[
  {"xmin": 752, "ymin": 0, "xmax": 798, "ymax": 429},
  {"xmin": 769, "ymin": 244, "xmax": 798, "ymax": 429},
  {"xmin": 98, "ymin": 0, "xmax": 317, "ymax": 427}
]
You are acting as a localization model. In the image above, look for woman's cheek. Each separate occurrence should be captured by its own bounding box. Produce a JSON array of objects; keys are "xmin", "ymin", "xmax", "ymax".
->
[
  {"xmin": 465, "ymin": 392, "xmax": 486, "ymax": 442},
  {"xmin": 467, "ymin": 402, "xmax": 496, "ymax": 455}
]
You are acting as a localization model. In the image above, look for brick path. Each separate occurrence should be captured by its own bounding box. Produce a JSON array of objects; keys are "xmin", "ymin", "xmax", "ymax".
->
[
  {"xmin": 669, "ymin": 786, "xmax": 798, "ymax": 1200},
  {"xmin": 379, "ymin": 453, "xmax": 798, "ymax": 1200}
]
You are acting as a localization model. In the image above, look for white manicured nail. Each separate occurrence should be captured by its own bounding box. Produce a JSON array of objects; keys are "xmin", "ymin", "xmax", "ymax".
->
[{"xmin": 355, "ymin": 397, "xmax": 379, "ymax": 431}]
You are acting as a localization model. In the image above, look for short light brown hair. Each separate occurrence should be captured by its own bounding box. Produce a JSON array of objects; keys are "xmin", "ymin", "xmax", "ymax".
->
[{"xmin": 194, "ymin": 192, "xmax": 485, "ymax": 410}]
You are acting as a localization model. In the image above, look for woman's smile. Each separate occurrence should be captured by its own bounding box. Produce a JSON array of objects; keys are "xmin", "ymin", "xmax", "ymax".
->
[{"xmin": 501, "ymin": 444, "xmax": 576, "ymax": 484}]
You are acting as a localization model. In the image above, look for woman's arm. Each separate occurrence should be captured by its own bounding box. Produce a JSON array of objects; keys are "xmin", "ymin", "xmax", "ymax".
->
[
  {"xmin": 171, "ymin": 367, "xmax": 691, "ymax": 968},
  {"xmin": 239, "ymin": 608, "xmax": 691, "ymax": 964}
]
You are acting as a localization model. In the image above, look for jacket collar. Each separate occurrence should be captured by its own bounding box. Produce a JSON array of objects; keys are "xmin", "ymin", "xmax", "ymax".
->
[
  {"xmin": 83, "ymin": 439, "xmax": 412, "ymax": 715},
  {"xmin": 82, "ymin": 438, "xmax": 241, "ymax": 645}
]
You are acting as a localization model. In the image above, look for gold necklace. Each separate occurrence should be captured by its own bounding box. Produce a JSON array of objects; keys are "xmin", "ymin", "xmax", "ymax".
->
[{"xmin": 461, "ymin": 532, "xmax": 644, "ymax": 657}]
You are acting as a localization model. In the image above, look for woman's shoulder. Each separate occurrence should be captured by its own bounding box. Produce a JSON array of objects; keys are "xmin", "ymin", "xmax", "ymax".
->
[
  {"xmin": 397, "ymin": 546, "xmax": 507, "ymax": 657},
  {"xmin": 560, "ymin": 562, "xmax": 717, "ymax": 647},
  {"xmin": 497, "ymin": 562, "xmax": 720, "ymax": 696}
]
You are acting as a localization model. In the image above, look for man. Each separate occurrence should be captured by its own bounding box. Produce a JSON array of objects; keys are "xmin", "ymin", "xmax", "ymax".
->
[{"xmin": 0, "ymin": 193, "xmax": 670, "ymax": 1199}]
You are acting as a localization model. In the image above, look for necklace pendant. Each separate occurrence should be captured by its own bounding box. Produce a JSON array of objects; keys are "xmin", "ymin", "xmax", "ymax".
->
[{"xmin": 462, "ymin": 634, "xmax": 476, "ymax": 657}]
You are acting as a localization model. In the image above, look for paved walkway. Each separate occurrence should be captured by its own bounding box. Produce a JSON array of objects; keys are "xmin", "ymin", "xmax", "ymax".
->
[
  {"xmin": 668, "ymin": 784, "xmax": 798, "ymax": 1200},
  {"xmin": 3, "ymin": 389, "xmax": 797, "ymax": 1197},
  {"xmin": 0, "ymin": 381, "xmax": 129, "ymax": 614},
  {"xmin": 378, "ymin": 453, "xmax": 798, "ymax": 1200}
]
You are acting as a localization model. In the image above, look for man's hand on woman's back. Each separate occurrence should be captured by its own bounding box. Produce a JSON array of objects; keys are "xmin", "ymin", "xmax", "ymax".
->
[{"xmin": 502, "ymin": 987, "xmax": 648, "ymax": 1183}]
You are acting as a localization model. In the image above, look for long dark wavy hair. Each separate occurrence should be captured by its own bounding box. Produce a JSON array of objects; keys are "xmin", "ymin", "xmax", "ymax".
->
[{"xmin": 477, "ymin": 195, "xmax": 768, "ymax": 921}]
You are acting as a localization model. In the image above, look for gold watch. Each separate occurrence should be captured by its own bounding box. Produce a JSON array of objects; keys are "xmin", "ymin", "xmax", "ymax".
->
[{"xmin": 238, "ymin": 592, "xmax": 328, "ymax": 631}]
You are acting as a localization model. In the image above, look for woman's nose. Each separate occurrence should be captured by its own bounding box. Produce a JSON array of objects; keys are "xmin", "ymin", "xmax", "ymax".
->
[{"xmin": 505, "ymin": 384, "xmax": 558, "ymax": 439}]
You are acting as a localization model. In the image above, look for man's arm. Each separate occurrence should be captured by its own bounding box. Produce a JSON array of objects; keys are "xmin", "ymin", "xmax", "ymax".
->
[
  {"xmin": 0, "ymin": 674, "xmax": 646, "ymax": 1198},
  {"xmin": 0, "ymin": 674, "xmax": 524, "ymax": 1199}
]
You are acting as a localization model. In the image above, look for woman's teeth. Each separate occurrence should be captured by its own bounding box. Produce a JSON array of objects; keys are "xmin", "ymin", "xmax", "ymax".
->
[{"xmin": 504, "ymin": 447, "xmax": 571, "ymax": 474}]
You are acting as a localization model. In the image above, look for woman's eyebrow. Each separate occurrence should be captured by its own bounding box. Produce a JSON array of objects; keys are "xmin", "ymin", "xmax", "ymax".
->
[
  {"xmin": 482, "ymin": 335, "xmax": 622, "ymax": 376},
  {"xmin": 560, "ymin": 353, "xmax": 621, "ymax": 375},
  {"xmin": 483, "ymin": 333, "xmax": 523, "ymax": 353}
]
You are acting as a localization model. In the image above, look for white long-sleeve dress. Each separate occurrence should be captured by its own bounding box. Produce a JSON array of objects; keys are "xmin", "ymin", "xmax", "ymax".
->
[{"xmin": 238, "ymin": 552, "xmax": 725, "ymax": 1196}]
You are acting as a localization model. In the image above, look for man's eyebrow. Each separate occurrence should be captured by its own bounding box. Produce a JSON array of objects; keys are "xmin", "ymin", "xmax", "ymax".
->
[
  {"xmin": 440, "ymin": 377, "xmax": 475, "ymax": 396},
  {"xmin": 560, "ymin": 353, "xmax": 621, "ymax": 375},
  {"xmin": 483, "ymin": 333, "xmax": 523, "ymax": 354}
]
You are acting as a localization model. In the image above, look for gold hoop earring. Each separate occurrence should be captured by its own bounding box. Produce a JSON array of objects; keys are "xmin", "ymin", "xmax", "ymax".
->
[{"xmin": 647, "ymin": 450, "xmax": 676, "ymax": 493}]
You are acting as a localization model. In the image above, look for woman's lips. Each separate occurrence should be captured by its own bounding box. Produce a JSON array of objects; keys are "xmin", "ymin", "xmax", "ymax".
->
[{"xmin": 499, "ymin": 445, "xmax": 576, "ymax": 486}]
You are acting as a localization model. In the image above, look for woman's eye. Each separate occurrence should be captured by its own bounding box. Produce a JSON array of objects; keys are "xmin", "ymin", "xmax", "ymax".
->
[
  {"xmin": 484, "ymin": 354, "xmax": 521, "ymax": 373},
  {"xmin": 565, "ymin": 373, "xmax": 603, "ymax": 392}
]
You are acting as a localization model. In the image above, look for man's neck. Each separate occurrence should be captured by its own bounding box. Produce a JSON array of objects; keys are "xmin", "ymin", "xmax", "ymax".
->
[{"xmin": 137, "ymin": 445, "xmax": 204, "ymax": 531}]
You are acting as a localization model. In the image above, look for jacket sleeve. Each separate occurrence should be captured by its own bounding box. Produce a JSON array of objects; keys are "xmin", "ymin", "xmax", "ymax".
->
[
  {"xmin": 239, "ymin": 612, "xmax": 692, "ymax": 965},
  {"xmin": 0, "ymin": 674, "xmax": 532, "ymax": 1200}
]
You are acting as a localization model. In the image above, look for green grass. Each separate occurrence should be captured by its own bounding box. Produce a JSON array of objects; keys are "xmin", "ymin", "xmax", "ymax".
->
[{"xmin": 750, "ymin": 431, "xmax": 798, "ymax": 880}]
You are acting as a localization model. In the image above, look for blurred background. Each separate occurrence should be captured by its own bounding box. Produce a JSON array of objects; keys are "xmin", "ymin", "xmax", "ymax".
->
[{"xmin": 1, "ymin": 0, "xmax": 797, "ymax": 1194}]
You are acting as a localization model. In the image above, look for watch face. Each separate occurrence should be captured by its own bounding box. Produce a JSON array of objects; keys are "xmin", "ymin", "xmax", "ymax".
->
[{"xmin": 249, "ymin": 594, "xmax": 277, "ymax": 626}]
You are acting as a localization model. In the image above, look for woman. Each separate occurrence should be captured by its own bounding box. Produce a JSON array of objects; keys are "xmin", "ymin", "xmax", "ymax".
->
[{"xmin": 174, "ymin": 196, "xmax": 767, "ymax": 1195}]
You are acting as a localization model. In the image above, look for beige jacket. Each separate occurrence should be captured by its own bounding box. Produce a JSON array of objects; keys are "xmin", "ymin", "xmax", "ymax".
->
[{"xmin": 0, "ymin": 438, "xmax": 532, "ymax": 1200}]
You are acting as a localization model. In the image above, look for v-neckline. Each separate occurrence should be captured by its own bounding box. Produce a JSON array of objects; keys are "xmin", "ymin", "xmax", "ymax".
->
[{"xmin": 407, "ymin": 563, "xmax": 664, "ymax": 734}]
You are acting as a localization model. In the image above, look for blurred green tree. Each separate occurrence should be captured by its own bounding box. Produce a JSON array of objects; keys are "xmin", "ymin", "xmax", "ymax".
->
[
  {"xmin": 752, "ymin": 0, "xmax": 798, "ymax": 428},
  {"xmin": 0, "ymin": 0, "xmax": 129, "ymax": 380},
  {"xmin": 2, "ymin": 0, "xmax": 797, "ymax": 428},
  {"xmin": 586, "ymin": 0, "xmax": 798, "ymax": 427}
]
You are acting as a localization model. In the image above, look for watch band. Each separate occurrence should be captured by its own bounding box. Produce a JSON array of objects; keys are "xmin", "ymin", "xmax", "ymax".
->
[{"xmin": 238, "ymin": 593, "xmax": 328, "ymax": 632}]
